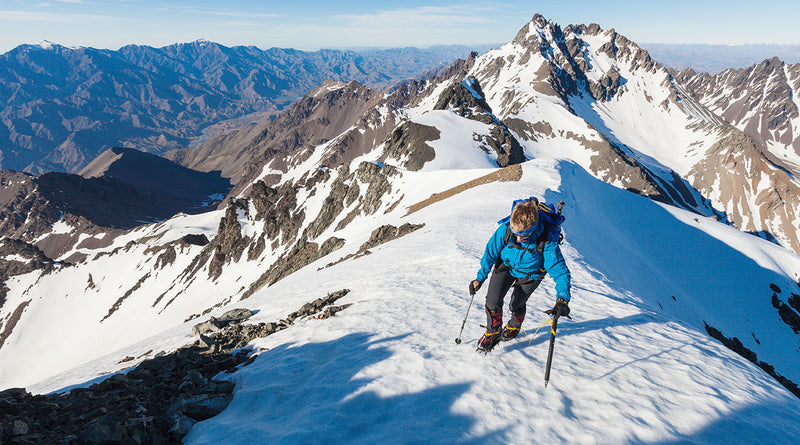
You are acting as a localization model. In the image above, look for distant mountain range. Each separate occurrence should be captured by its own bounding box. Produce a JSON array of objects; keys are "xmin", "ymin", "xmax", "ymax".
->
[{"xmin": 0, "ymin": 41, "xmax": 490, "ymax": 173}]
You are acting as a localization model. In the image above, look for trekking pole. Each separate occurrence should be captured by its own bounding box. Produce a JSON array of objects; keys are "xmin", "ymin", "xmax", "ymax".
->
[
  {"xmin": 455, "ymin": 288, "xmax": 477, "ymax": 345},
  {"xmin": 544, "ymin": 312, "xmax": 560, "ymax": 387}
]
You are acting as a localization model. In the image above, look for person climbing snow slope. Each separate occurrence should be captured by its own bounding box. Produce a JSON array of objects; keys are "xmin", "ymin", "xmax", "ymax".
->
[{"xmin": 470, "ymin": 197, "xmax": 572, "ymax": 352}]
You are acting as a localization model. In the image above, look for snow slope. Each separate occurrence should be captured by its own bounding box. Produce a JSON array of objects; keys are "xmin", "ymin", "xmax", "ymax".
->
[
  {"xmin": 181, "ymin": 159, "xmax": 800, "ymax": 444},
  {"xmin": 14, "ymin": 158, "xmax": 799, "ymax": 443}
]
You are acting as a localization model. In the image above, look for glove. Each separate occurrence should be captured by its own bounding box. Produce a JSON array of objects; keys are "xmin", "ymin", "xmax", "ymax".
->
[
  {"xmin": 546, "ymin": 298, "xmax": 570, "ymax": 318},
  {"xmin": 469, "ymin": 280, "xmax": 482, "ymax": 296}
]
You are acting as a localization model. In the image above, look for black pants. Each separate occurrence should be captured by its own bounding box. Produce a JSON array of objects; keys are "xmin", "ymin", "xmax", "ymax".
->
[{"xmin": 484, "ymin": 265, "xmax": 542, "ymax": 330}]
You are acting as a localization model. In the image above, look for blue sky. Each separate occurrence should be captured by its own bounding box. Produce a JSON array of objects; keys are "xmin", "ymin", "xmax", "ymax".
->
[{"xmin": 1, "ymin": 0, "xmax": 798, "ymax": 53}]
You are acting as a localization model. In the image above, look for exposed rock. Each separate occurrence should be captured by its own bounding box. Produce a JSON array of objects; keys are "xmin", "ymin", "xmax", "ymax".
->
[
  {"xmin": 486, "ymin": 125, "xmax": 526, "ymax": 167},
  {"xmin": 379, "ymin": 122, "xmax": 438, "ymax": 171},
  {"xmin": 704, "ymin": 322, "xmax": 799, "ymax": 399},
  {"xmin": 589, "ymin": 68, "xmax": 623, "ymax": 101},
  {"xmin": 361, "ymin": 223, "xmax": 426, "ymax": 251},
  {"xmin": 242, "ymin": 237, "xmax": 346, "ymax": 299},
  {"xmin": 101, "ymin": 273, "xmax": 151, "ymax": 322},
  {"xmin": 208, "ymin": 199, "xmax": 251, "ymax": 280},
  {"xmin": 0, "ymin": 238, "xmax": 55, "ymax": 279},
  {"xmin": 154, "ymin": 245, "xmax": 177, "ymax": 269},
  {"xmin": 434, "ymin": 78, "xmax": 494, "ymax": 120},
  {"xmin": 304, "ymin": 165, "xmax": 354, "ymax": 240},
  {"xmin": 208, "ymin": 290, "xmax": 350, "ymax": 351},
  {"xmin": 0, "ymin": 300, "xmax": 31, "ymax": 350},
  {"xmin": 247, "ymin": 234, "xmax": 267, "ymax": 261},
  {"xmin": 334, "ymin": 162, "xmax": 400, "ymax": 232},
  {"xmin": 674, "ymin": 58, "xmax": 800, "ymax": 175},
  {"xmin": 325, "ymin": 223, "xmax": 425, "ymax": 268},
  {"xmin": 213, "ymin": 80, "xmax": 386, "ymax": 194},
  {"xmin": 355, "ymin": 162, "xmax": 398, "ymax": 216},
  {"xmin": 0, "ymin": 156, "xmax": 228, "ymax": 261},
  {"xmin": 192, "ymin": 308, "xmax": 255, "ymax": 336},
  {"xmin": 687, "ymin": 125, "xmax": 800, "ymax": 254},
  {"xmin": 181, "ymin": 234, "xmax": 210, "ymax": 246},
  {"xmin": 248, "ymin": 180, "xmax": 305, "ymax": 246}
]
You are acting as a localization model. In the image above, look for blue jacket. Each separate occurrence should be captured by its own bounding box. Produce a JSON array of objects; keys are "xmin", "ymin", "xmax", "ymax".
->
[{"xmin": 476, "ymin": 220, "xmax": 572, "ymax": 302}]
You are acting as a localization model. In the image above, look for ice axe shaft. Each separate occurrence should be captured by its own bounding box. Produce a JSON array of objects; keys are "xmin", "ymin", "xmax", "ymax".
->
[{"xmin": 544, "ymin": 313, "xmax": 560, "ymax": 387}]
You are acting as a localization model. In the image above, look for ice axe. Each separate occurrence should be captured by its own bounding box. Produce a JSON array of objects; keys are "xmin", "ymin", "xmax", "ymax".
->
[{"xmin": 542, "ymin": 308, "xmax": 571, "ymax": 387}]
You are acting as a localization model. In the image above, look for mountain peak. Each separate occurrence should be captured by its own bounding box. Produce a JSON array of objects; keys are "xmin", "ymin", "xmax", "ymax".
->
[
  {"xmin": 514, "ymin": 13, "xmax": 561, "ymax": 44},
  {"xmin": 37, "ymin": 40, "xmax": 57, "ymax": 50}
]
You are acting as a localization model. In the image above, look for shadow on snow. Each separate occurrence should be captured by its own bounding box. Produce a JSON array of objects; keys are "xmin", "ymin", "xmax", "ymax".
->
[{"xmin": 187, "ymin": 332, "xmax": 505, "ymax": 444}]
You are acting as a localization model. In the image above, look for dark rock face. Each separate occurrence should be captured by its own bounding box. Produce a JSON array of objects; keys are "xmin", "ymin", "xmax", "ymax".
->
[
  {"xmin": 0, "ymin": 348, "xmax": 239, "ymax": 444},
  {"xmin": 380, "ymin": 122, "xmax": 438, "ymax": 171},
  {"xmin": 181, "ymin": 234, "xmax": 209, "ymax": 247},
  {"xmin": 353, "ymin": 162, "xmax": 399, "ymax": 217},
  {"xmin": 208, "ymin": 199, "xmax": 251, "ymax": 280},
  {"xmin": 80, "ymin": 147, "xmax": 231, "ymax": 208},
  {"xmin": 243, "ymin": 237, "xmax": 346, "ymax": 297},
  {"xmin": 434, "ymin": 78, "xmax": 494, "ymax": 119},
  {"xmin": 487, "ymin": 125, "xmax": 526, "ymax": 167},
  {"xmin": 589, "ymin": 68, "xmax": 623, "ymax": 101},
  {"xmin": 360, "ymin": 223, "xmax": 426, "ymax": 251},
  {"xmin": 0, "ymin": 230, "xmax": 58, "ymax": 311},
  {"xmin": 249, "ymin": 180, "xmax": 304, "ymax": 247},
  {"xmin": 305, "ymin": 166, "xmax": 354, "ymax": 240},
  {"xmin": 0, "ymin": 238, "xmax": 54, "ymax": 279},
  {"xmin": 0, "ymin": 290, "xmax": 350, "ymax": 444},
  {"xmin": 508, "ymin": 15, "xmax": 661, "ymax": 106},
  {"xmin": 0, "ymin": 300, "xmax": 30, "ymax": 350},
  {"xmin": 192, "ymin": 308, "xmax": 255, "ymax": 336}
]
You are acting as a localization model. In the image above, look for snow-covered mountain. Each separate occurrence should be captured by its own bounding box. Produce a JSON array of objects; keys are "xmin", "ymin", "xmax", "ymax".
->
[
  {"xmin": 1, "ymin": 13, "xmax": 800, "ymax": 443},
  {"xmin": 673, "ymin": 58, "xmax": 800, "ymax": 174}
]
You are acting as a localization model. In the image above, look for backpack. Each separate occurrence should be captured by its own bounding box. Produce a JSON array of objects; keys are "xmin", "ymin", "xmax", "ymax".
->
[{"xmin": 498, "ymin": 197, "xmax": 565, "ymax": 254}]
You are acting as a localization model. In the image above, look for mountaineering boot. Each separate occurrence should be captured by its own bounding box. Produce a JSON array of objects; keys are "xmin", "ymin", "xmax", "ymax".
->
[
  {"xmin": 477, "ymin": 308, "xmax": 503, "ymax": 352},
  {"xmin": 501, "ymin": 312, "xmax": 526, "ymax": 341}
]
